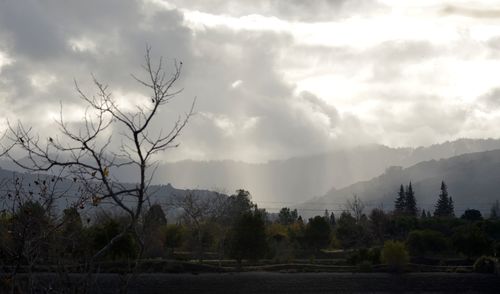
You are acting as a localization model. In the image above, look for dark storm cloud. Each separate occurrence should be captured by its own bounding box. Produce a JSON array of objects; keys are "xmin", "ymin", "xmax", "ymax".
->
[
  {"xmin": 0, "ymin": 1, "xmax": 66, "ymax": 59},
  {"xmin": 0, "ymin": 0, "xmax": 191, "ymax": 121},
  {"xmin": 172, "ymin": 27, "xmax": 352, "ymax": 160},
  {"xmin": 0, "ymin": 0, "xmax": 360, "ymax": 161}
]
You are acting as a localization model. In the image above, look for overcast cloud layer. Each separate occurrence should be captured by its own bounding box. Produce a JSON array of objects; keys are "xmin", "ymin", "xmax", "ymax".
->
[{"xmin": 1, "ymin": 0, "xmax": 500, "ymax": 163}]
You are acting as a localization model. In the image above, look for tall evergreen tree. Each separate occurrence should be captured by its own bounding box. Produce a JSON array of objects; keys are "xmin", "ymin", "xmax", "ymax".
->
[
  {"xmin": 405, "ymin": 182, "xmax": 417, "ymax": 217},
  {"xmin": 448, "ymin": 196, "xmax": 455, "ymax": 217},
  {"xmin": 421, "ymin": 209, "xmax": 427, "ymax": 219},
  {"xmin": 329, "ymin": 212, "xmax": 336, "ymax": 227},
  {"xmin": 434, "ymin": 181, "xmax": 454, "ymax": 217},
  {"xmin": 490, "ymin": 200, "xmax": 500, "ymax": 219},
  {"xmin": 394, "ymin": 184, "xmax": 406, "ymax": 214}
]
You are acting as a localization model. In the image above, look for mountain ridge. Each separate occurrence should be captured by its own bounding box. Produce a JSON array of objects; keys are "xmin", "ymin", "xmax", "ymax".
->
[{"xmin": 298, "ymin": 148, "xmax": 500, "ymax": 218}]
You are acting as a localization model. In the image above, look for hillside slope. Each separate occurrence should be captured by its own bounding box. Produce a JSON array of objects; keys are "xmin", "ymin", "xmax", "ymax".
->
[{"xmin": 299, "ymin": 149, "xmax": 500, "ymax": 218}]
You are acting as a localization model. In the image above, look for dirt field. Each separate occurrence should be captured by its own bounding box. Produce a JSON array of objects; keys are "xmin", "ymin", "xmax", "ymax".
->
[{"xmin": 10, "ymin": 272, "xmax": 500, "ymax": 293}]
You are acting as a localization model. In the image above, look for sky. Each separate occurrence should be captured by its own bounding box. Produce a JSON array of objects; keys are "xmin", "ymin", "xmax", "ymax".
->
[{"xmin": 1, "ymin": 0, "xmax": 500, "ymax": 163}]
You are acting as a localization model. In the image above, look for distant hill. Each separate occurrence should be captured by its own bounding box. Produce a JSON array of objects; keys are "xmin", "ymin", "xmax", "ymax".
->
[
  {"xmin": 298, "ymin": 149, "xmax": 500, "ymax": 218},
  {"xmin": 2, "ymin": 138, "xmax": 500, "ymax": 208},
  {"xmin": 140, "ymin": 138, "xmax": 500, "ymax": 205},
  {"xmin": 0, "ymin": 167, "xmax": 222, "ymax": 220}
]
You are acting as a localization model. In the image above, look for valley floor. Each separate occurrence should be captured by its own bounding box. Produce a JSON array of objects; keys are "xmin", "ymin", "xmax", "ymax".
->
[{"xmin": 8, "ymin": 272, "xmax": 500, "ymax": 293}]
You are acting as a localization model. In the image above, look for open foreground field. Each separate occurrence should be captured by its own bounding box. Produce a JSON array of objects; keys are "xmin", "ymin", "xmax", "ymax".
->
[{"xmin": 7, "ymin": 272, "xmax": 500, "ymax": 293}]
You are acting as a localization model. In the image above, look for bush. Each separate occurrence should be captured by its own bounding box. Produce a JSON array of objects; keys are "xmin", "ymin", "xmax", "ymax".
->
[
  {"xmin": 161, "ymin": 224, "xmax": 185, "ymax": 254},
  {"xmin": 387, "ymin": 216, "xmax": 418, "ymax": 239},
  {"xmin": 381, "ymin": 240, "xmax": 409, "ymax": 272},
  {"xmin": 347, "ymin": 248, "xmax": 381, "ymax": 265},
  {"xmin": 357, "ymin": 260, "xmax": 373, "ymax": 272},
  {"xmin": 305, "ymin": 216, "xmax": 331, "ymax": 250},
  {"xmin": 473, "ymin": 256, "xmax": 497, "ymax": 273},
  {"xmin": 406, "ymin": 229, "xmax": 449, "ymax": 256},
  {"xmin": 87, "ymin": 220, "xmax": 138, "ymax": 260},
  {"xmin": 461, "ymin": 209, "xmax": 483, "ymax": 222},
  {"xmin": 493, "ymin": 241, "xmax": 500, "ymax": 258},
  {"xmin": 452, "ymin": 225, "xmax": 491, "ymax": 258}
]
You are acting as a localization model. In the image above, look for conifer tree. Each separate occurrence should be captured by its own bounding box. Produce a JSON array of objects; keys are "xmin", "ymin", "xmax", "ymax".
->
[
  {"xmin": 405, "ymin": 182, "xmax": 417, "ymax": 217},
  {"xmin": 329, "ymin": 212, "xmax": 336, "ymax": 226},
  {"xmin": 434, "ymin": 181, "xmax": 454, "ymax": 217},
  {"xmin": 448, "ymin": 196, "xmax": 455, "ymax": 217},
  {"xmin": 490, "ymin": 200, "xmax": 500, "ymax": 219},
  {"xmin": 421, "ymin": 209, "xmax": 427, "ymax": 219},
  {"xmin": 394, "ymin": 184, "xmax": 406, "ymax": 214}
]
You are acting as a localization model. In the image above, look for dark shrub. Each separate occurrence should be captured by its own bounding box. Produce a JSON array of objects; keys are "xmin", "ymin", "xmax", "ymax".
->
[
  {"xmin": 461, "ymin": 209, "xmax": 483, "ymax": 222},
  {"xmin": 452, "ymin": 225, "xmax": 491, "ymax": 258},
  {"xmin": 347, "ymin": 248, "xmax": 381, "ymax": 265},
  {"xmin": 305, "ymin": 216, "xmax": 331, "ymax": 250},
  {"xmin": 406, "ymin": 229, "xmax": 449, "ymax": 256},
  {"xmin": 357, "ymin": 260, "xmax": 373, "ymax": 272},
  {"xmin": 87, "ymin": 219, "xmax": 138, "ymax": 260},
  {"xmin": 473, "ymin": 256, "xmax": 496, "ymax": 273}
]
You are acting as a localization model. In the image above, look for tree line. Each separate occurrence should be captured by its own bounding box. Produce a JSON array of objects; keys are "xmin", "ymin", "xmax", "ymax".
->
[{"xmin": 3, "ymin": 179, "xmax": 499, "ymax": 270}]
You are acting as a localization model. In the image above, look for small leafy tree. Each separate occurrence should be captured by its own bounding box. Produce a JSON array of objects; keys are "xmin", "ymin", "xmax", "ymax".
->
[
  {"xmin": 335, "ymin": 211, "xmax": 372, "ymax": 249},
  {"xmin": 305, "ymin": 215, "xmax": 332, "ymax": 251},
  {"xmin": 228, "ymin": 209, "xmax": 267, "ymax": 266},
  {"xmin": 277, "ymin": 207, "xmax": 298, "ymax": 225},
  {"xmin": 461, "ymin": 209, "xmax": 483, "ymax": 222},
  {"xmin": 387, "ymin": 215, "xmax": 418, "ymax": 240},
  {"xmin": 369, "ymin": 208, "xmax": 388, "ymax": 244}
]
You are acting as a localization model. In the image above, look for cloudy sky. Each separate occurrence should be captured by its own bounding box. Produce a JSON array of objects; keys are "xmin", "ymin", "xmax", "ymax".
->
[{"xmin": 1, "ymin": 0, "xmax": 500, "ymax": 163}]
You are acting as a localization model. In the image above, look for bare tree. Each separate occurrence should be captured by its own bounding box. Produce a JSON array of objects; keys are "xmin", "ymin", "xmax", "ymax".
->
[
  {"xmin": 346, "ymin": 194, "xmax": 365, "ymax": 222},
  {"xmin": 2, "ymin": 46, "xmax": 195, "ymax": 264},
  {"xmin": 167, "ymin": 191, "xmax": 227, "ymax": 262}
]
